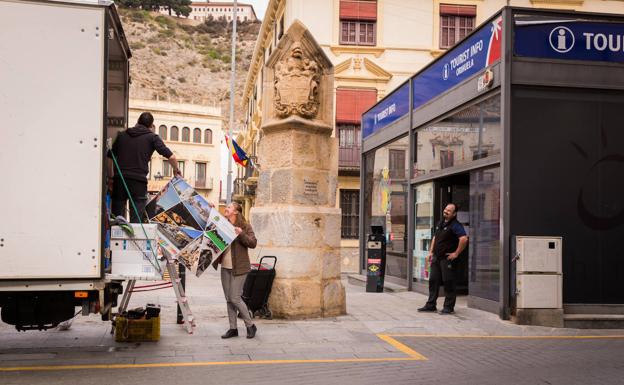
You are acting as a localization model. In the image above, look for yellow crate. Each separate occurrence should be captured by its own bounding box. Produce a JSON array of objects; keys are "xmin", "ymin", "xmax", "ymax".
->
[{"xmin": 115, "ymin": 316, "xmax": 160, "ymax": 342}]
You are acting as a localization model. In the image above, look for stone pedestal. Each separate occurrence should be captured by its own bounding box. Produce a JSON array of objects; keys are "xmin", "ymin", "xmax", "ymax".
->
[{"xmin": 249, "ymin": 21, "xmax": 346, "ymax": 318}]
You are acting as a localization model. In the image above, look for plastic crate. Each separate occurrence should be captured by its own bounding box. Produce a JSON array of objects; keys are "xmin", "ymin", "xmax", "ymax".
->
[{"xmin": 115, "ymin": 316, "xmax": 160, "ymax": 342}]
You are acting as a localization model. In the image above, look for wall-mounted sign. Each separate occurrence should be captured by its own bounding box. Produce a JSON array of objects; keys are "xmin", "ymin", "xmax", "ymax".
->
[
  {"xmin": 514, "ymin": 21, "xmax": 624, "ymax": 63},
  {"xmin": 303, "ymin": 179, "xmax": 318, "ymax": 196},
  {"xmin": 412, "ymin": 15, "xmax": 503, "ymax": 111},
  {"xmin": 362, "ymin": 82, "xmax": 410, "ymax": 139}
]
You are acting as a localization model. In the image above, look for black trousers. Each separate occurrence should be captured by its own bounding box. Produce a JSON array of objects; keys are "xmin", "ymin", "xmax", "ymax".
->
[
  {"xmin": 111, "ymin": 177, "xmax": 148, "ymax": 223},
  {"xmin": 425, "ymin": 256, "xmax": 457, "ymax": 311}
]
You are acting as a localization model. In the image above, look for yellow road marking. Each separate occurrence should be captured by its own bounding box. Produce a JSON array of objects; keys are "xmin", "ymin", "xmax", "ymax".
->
[
  {"xmin": 385, "ymin": 334, "xmax": 624, "ymax": 339},
  {"xmin": 0, "ymin": 334, "xmax": 425, "ymax": 372},
  {"xmin": 8, "ymin": 333, "xmax": 615, "ymax": 372},
  {"xmin": 0, "ymin": 357, "xmax": 420, "ymax": 372},
  {"xmin": 376, "ymin": 334, "xmax": 428, "ymax": 360}
]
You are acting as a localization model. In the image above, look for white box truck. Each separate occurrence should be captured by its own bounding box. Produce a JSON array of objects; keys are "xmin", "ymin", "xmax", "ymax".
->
[{"xmin": 0, "ymin": 0, "xmax": 132, "ymax": 330}]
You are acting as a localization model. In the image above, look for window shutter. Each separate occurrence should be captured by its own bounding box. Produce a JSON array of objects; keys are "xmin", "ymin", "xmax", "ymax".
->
[
  {"xmin": 340, "ymin": 0, "xmax": 377, "ymax": 21},
  {"xmin": 336, "ymin": 88, "xmax": 377, "ymax": 124},
  {"xmin": 440, "ymin": 4, "xmax": 476, "ymax": 17}
]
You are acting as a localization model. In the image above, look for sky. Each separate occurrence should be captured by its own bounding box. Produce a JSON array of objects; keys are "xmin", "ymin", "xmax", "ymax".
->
[{"xmin": 242, "ymin": 0, "xmax": 269, "ymax": 20}]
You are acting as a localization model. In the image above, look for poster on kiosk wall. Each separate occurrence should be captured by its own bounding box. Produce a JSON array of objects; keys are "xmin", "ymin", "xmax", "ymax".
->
[{"xmin": 146, "ymin": 177, "xmax": 238, "ymax": 277}]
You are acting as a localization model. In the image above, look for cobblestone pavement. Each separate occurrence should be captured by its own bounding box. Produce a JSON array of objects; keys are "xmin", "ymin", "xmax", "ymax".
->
[{"xmin": 1, "ymin": 268, "xmax": 623, "ymax": 385}]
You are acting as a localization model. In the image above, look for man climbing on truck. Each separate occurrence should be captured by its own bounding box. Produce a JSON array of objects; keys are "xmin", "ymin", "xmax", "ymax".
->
[{"xmin": 108, "ymin": 112, "xmax": 181, "ymax": 223}]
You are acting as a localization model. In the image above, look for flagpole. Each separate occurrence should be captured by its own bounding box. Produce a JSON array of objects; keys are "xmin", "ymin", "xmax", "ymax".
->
[{"xmin": 226, "ymin": 0, "xmax": 238, "ymax": 205}]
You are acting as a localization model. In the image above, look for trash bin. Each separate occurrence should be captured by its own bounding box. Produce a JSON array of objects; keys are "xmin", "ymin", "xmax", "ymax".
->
[{"xmin": 366, "ymin": 226, "xmax": 386, "ymax": 293}]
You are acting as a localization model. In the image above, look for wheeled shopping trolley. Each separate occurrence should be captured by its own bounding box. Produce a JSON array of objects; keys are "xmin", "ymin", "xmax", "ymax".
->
[{"xmin": 242, "ymin": 256, "xmax": 277, "ymax": 319}]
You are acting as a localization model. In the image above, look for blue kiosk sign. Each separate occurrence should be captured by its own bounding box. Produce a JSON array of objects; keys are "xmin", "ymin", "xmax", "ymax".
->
[
  {"xmin": 362, "ymin": 82, "xmax": 410, "ymax": 139},
  {"xmin": 514, "ymin": 21, "xmax": 624, "ymax": 63},
  {"xmin": 412, "ymin": 15, "xmax": 503, "ymax": 111},
  {"xmin": 362, "ymin": 14, "xmax": 504, "ymax": 139}
]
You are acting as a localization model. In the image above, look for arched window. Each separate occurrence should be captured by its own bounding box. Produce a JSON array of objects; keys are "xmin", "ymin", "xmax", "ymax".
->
[
  {"xmin": 170, "ymin": 126, "xmax": 179, "ymax": 141},
  {"xmin": 182, "ymin": 127, "xmax": 190, "ymax": 142},
  {"xmin": 204, "ymin": 129, "xmax": 213, "ymax": 144},
  {"xmin": 193, "ymin": 128, "xmax": 201, "ymax": 143},
  {"xmin": 158, "ymin": 125, "xmax": 167, "ymax": 140}
]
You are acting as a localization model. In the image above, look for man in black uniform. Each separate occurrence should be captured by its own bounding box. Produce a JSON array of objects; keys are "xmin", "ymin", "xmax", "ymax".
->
[
  {"xmin": 418, "ymin": 203, "xmax": 468, "ymax": 314},
  {"xmin": 108, "ymin": 112, "xmax": 180, "ymax": 223}
]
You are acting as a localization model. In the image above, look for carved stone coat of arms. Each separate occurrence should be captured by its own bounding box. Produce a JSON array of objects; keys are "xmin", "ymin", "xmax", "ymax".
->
[{"xmin": 274, "ymin": 42, "xmax": 320, "ymax": 119}]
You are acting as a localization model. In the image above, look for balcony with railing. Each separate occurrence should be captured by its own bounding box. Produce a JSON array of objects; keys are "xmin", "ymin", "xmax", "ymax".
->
[
  {"xmin": 339, "ymin": 144, "xmax": 361, "ymax": 170},
  {"xmin": 338, "ymin": 124, "xmax": 361, "ymax": 172},
  {"xmin": 194, "ymin": 177, "xmax": 213, "ymax": 190},
  {"xmin": 233, "ymin": 177, "xmax": 246, "ymax": 198}
]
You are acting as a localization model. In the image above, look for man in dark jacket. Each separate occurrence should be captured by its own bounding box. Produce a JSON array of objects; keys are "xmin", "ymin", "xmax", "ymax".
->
[
  {"xmin": 108, "ymin": 112, "xmax": 180, "ymax": 223},
  {"xmin": 417, "ymin": 203, "xmax": 468, "ymax": 314}
]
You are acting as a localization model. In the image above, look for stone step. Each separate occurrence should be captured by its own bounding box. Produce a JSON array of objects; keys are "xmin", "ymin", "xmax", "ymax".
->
[
  {"xmin": 347, "ymin": 274, "xmax": 408, "ymax": 293},
  {"xmin": 563, "ymin": 314, "xmax": 624, "ymax": 329},
  {"xmin": 564, "ymin": 304, "xmax": 624, "ymax": 315}
]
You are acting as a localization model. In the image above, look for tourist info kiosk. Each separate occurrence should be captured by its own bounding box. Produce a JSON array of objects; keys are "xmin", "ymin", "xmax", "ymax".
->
[{"xmin": 360, "ymin": 7, "xmax": 624, "ymax": 327}]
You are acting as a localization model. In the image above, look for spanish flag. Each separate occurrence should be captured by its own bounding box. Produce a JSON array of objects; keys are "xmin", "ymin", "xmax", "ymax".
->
[{"xmin": 224, "ymin": 134, "xmax": 250, "ymax": 167}]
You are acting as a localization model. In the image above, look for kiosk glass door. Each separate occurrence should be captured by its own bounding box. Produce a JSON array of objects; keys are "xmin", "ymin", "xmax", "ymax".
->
[
  {"xmin": 413, "ymin": 182, "xmax": 434, "ymax": 282},
  {"xmin": 468, "ymin": 167, "xmax": 500, "ymax": 302},
  {"xmin": 362, "ymin": 135, "xmax": 410, "ymax": 283},
  {"xmin": 434, "ymin": 175, "xmax": 470, "ymax": 293}
]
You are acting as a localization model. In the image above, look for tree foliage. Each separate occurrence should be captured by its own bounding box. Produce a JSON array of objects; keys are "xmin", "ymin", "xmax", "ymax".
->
[{"xmin": 117, "ymin": 0, "xmax": 191, "ymax": 17}]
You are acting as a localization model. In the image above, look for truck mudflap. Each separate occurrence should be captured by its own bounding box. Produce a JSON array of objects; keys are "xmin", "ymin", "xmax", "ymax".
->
[
  {"xmin": 0, "ymin": 289, "xmax": 104, "ymax": 331},
  {"xmin": 1, "ymin": 292, "xmax": 77, "ymax": 331}
]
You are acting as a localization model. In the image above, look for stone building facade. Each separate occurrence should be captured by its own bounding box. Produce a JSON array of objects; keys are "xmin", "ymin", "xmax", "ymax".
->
[
  {"xmin": 240, "ymin": 0, "xmax": 624, "ymax": 276},
  {"xmin": 128, "ymin": 99, "xmax": 223, "ymax": 204},
  {"xmin": 160, "ymin": 1, "xmax": 257, "ymax": 22}
]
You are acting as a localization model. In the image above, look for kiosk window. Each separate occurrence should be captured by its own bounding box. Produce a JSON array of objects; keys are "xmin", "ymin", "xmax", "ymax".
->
[
  {"xmin": 414, "ymin": 94, "xmax": 501, "ymax": 177},
  {"xmin": 389, "ymin": 149, "xmax": 406, "ymax": 179}
]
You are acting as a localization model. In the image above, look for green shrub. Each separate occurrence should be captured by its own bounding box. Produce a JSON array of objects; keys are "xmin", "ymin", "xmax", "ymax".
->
[
  {"xmin": 129, "ymin": 10, "xmax": 151, "ymax": 23},
  {"xmin": 155, "ymin": 15, "xmax": 177, "ymax": 29},
  {"xmin": 206, "ymin": 50, "xmax": 220, "ymax": 60},
  {"xmin": 129, "ymin": 41, "xmax": 145, "ymax": 50},
  {"xmin": 158, "ymin": 29, "xmax": 175, "ymax": 38},
  {"xmin": 178, "ymin": 76, "xmax": 186, "ymax": 83}
]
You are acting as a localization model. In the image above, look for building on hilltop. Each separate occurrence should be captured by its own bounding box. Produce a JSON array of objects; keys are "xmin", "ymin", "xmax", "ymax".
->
[
  {"xmin": 128, "ymin": 99, "xmax": 223, "ymax": 205},
  {"xmin": 160, "ymin": 1, "xmax": 257, "ymax": 22},
  {"xmin": 239, "ymin": 0, "xmax": 624, "ymax": 277}
]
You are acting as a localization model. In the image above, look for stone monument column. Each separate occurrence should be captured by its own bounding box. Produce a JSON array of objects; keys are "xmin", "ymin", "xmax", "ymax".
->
[{"xmin": 250, "ymin": 21, "xmax": 346, "ymax": 318}]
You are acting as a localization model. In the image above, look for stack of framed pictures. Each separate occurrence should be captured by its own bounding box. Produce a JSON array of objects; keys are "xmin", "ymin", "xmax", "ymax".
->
[{"xmin": 146, "ymin": 177, "xmax": 236, "ymax": 277}]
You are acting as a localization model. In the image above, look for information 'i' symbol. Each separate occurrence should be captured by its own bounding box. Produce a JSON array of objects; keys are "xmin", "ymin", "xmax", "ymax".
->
[
  {"xmin": 557, "ymin": 28, "xmax": 567, "ymax": 50},
  {"xmin": 549, "ymin": 26, "xmax": 574, "ymax": 53}
]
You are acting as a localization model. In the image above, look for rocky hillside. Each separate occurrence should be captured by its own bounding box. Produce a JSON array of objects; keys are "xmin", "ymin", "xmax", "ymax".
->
[{"xmin": 118, "ymin": 8, "xmax": 260, "ymax": 129}]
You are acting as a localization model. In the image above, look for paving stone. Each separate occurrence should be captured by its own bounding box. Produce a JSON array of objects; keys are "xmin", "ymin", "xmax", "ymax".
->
[{"xmin": 1, "ymin": 269, "xmax": 623, "ymax": 385}]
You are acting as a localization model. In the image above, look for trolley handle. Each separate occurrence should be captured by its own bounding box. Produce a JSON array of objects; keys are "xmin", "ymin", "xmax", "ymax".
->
[{"xmin": 258, "ymin": 256, "xmax": 277, "ymax": 270}]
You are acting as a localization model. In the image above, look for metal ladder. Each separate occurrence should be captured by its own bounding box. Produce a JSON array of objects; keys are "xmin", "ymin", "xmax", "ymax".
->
[{"xmin": 115, "ymin": 254, "xmax": 195, "ymax": 334}]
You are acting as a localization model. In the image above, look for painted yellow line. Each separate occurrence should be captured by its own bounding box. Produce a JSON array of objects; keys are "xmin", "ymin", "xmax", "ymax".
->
[
  {"xmin": 376, "ymin": 334, "xmax": 428, "ymax": 360},
  {"xmin": 0, "ymin": 357, "xmax": 419, "ymax": 372},
  {"xmin": 0, "ymin": 334, "xmax": 429, "ymax": 372},
  {"xmin": 386, "ymin": 334, "xmax": 624, "ymax": 339}
]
